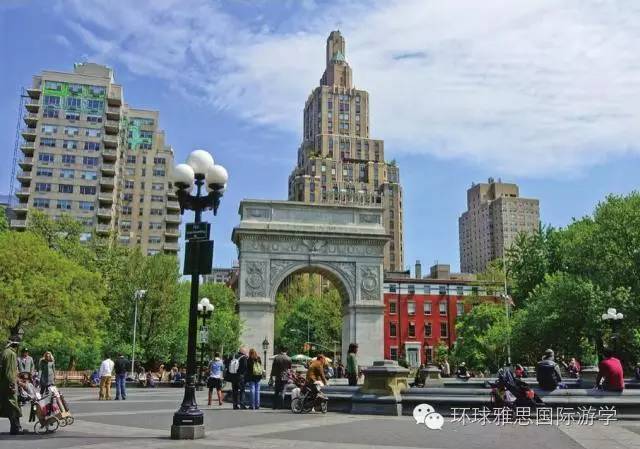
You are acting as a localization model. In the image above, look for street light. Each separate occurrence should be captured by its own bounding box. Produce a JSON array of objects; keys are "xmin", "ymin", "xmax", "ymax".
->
[
  {"xmin": 171, "ymin": 149, "xmax": 228, "ymax": 440},
  {"xmin": 131, "ymin": 289, "xmax": 147, "ymax": 373},
  {"xmin": 262, "ymin": 337, "xmax": 270, "ymax": 379},
  {"xmin": 602, "ymin": 307, "xmax": 624, "ymax": 355},
  {"xmin": 197, "ymin": 297, "xmax": 214, "ymax": 386}
]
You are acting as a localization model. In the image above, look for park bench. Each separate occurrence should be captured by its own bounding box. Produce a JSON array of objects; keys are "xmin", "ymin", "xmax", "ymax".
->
[{"xmin": 59, "ymin": 370, "xmax": 91, "ymax": 387}]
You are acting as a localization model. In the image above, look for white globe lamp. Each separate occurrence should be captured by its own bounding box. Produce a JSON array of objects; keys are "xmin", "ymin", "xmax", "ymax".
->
[
  {"xmin": 206, "ymin": 164, "xmax": 229, "ymax": 191},
  {"xmin": 174, "ymin": 164, "xmax": 195, "ymax": 190},
  {"xmin": 187, "ymin": 150, "xmax": 215, "ymax": 178}
]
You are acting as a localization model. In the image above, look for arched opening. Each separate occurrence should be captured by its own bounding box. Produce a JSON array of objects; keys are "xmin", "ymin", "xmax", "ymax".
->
[{"xmin": 271, "ymin": 264, "xmax": 352, "ymax": 365}]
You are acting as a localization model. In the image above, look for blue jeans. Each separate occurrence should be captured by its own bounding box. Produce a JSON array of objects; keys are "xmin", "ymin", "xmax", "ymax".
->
[
  {"xmin": 248, "ymin": 380, "xmax": 261, "ymax": 409},
  {"xmin": 115, "ymin": 373, "xmax": 127, "ymax": 399}
]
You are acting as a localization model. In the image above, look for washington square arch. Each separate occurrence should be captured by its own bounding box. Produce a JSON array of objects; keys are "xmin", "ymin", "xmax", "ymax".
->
[{"xmin": 232, "ymin": 199, "xmax": 388, "ymax": 372}]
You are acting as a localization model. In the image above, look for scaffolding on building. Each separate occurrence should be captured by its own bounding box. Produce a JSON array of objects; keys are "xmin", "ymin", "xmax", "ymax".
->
[{"xmin": 9, "ymin": 88, "xmax": 28, "ymax": 207}]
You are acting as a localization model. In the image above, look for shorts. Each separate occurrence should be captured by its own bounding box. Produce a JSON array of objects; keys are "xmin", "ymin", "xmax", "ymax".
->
[{"xmin": 207, "ymin": 377, "xmax": 222, "ymax": 391}]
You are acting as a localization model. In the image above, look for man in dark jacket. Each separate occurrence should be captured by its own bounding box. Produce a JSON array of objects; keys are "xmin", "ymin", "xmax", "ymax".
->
[
  {"xmin": 270, "ymin": 347, "xmax": 292, "ymax": 409},
  {"xmin": 230, "ymin": 347, "xmax": 248, "ymax": 409},
  {"xmin": 114, "ymin": 353, "xmax": 130, "ymax": 400},
  {"xmin": 1, "ymin": 336, "xmax": 23, "ymax": 434},
  {"xmin": 536, "ymin": 349, "xmax": 563, "ymax": 391}
]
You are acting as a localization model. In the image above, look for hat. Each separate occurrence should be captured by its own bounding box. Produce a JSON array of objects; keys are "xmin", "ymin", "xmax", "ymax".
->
[
  {"xmin": 543, "ymin": 349, "xmax": 554, "ymax": 359},
  {"xmin": 21, "ymin": 347, "xmax": 29, "ymax": 352},
  {"xmin": 6, "ymin": 335, "xmax": 21, "ymax": 347}
]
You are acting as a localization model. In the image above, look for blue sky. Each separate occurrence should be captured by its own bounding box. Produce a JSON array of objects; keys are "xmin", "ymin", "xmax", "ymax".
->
[{"xmin": 1, "ymin": 0, "xmax": 638, "ymax": 271}]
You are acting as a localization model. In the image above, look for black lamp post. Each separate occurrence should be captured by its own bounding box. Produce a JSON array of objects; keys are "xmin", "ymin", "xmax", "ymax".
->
[
  {"xmin": 171, "ymin": 150, "xmax": 227, "ymax": 440},
  {"xmin": 197, "ymin": 297, "xmax": 214, "ymax": 387},
  {"xmin": 262, "ymin": 337, "xmax": 270, "ymax": 380}
]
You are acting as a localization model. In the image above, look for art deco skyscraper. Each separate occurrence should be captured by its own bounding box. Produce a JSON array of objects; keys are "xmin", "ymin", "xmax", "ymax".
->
[
  {"xmin": 459, "ymin": 178, "xmax": 540, "ymax": 273},
  {"xmin": 12, "ymin": 63, "xmax": 180, "ymax": 255},
  {"xmin": 288, "ymin": 31, "xmax": 404, "ymax": 271}
]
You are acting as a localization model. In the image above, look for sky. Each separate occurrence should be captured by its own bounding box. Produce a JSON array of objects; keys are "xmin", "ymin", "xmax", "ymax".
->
[{"xmin": 0, "ymin": 0, "xmax": 638, "ymax": 272}]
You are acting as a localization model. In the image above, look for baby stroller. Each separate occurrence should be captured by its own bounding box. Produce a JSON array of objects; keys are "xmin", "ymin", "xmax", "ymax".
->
[
  {"xmin": 490, "ymin": 367, "xmax": 544, "ymax": 409},
  {"xmin": 24, "ymin": 385, "xmax": 74, "ymax": 434}
]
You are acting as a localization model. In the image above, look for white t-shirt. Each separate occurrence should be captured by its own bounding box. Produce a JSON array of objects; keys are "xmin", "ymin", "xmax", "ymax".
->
[{"xmin": 99, "ymin": 358, "xmax": 115, "ymax": 377}]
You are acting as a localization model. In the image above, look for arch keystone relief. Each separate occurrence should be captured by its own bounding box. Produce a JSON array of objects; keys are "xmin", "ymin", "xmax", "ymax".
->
[{"xmin": 232, "ymin": 200, "xmax": 389, "ymax": 370}]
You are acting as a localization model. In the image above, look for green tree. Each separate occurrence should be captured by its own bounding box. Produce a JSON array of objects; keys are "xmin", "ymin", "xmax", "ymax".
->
[
  {"xmin": 0, "ymin": 206, "xmax": 8, "ymax": 233},
  {"xmin": 197, "ymin": 282, "xmax": 241, "ymax": 356},
  {"xmin": 0, "ymin": 231, "xmax": 106, "ymax": 369}
]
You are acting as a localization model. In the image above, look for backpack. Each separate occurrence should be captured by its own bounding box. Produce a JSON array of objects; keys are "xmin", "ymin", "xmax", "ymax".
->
[
  {"xmin": 229, "ymin": 357, "xmax": 240, "ymax": 374},
  {"xmin": 252, "ymin": 360, "xmax": 263, "ymax": 377}
]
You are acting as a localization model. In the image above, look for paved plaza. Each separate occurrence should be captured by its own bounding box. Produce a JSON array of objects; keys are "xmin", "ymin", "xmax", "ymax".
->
[{"xmin": 1, "ymin": 388, "xmax": 640, "ymax": 449}]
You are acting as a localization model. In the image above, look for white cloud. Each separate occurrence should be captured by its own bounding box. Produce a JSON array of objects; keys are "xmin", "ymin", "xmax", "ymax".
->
[{"xmin": 61, "ymin": 0, "xmax": 640, "ymax": 176}]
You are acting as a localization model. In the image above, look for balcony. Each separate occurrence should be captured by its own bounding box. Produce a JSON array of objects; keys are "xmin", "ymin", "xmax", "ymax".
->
[
  {"xmin": 165, "ymin": 229, "xmax": 180, "ymax": 238},
  {"xmin": 20, "ymin": 142, "xmax": 35, "ymax": 156},
  {"xmin": 103, "ymin": 135, "xmax": 118, "ymax": 148},
  {"xmin": 97, "ymin": 208, "xmax": 112, "ymax": 218},
  {"xmin": 102, "ymin": 148, "xmax": 117, "ymax": 161},
  {"xmin": 12, "ymin": 203, "xmax": 28, "ymax": 213},
  {"xmin": 101, "ymin": 163, "xmax": 116, "ymax": 175},
  {"xmin": 167, "ymin": 190, "xmax": 178, "ymax": 199},
  {"xmin": 21, "ymin": 128, "xmax": 37, "ymax": 141},
  {"xmin": 96, "ymin": 224, "xmax": 111, "ymax": 235},
  {"xmin": 25, "ymin": 100, "xmax": 40, "ymax": 113},
  {"xmin": 166, "ymin": 214, "xmax": 181, "ymax": 224},
  {"xmin": 17, "ymin": 171, "xmax": 32, "ymax": 183},
  {"xmin": 26, "ymin": 87, "xmax": 41, "ymax": 99},
  {"xmin": 16, "ymin": 187, "xmax": 31, "ymax": 198},
  {"xmin": 98, "ymin": 193, "xmax": 113, "ymax": 203},
  {"xmin": 107, "ymin": 85, "xmax": 122, "ymax": 106},
  {"xmin": 166, "ymin": 200, "xmax": 180, "ymax": 210},
  {"xmin": 100, "ymin": 177, "xmax": 115, "ymax": 188},
  {"xmin": 104, "ymin": 120, "xmax": 120, "ymax": 134},
  {"xmin": 18, "ymin": 158, "xmax": 34, "ymax": 169},
  {"xmin": 23, "ymin": 112, "xmax": 38, "ymax": 126},
  {"xmin": 10, "ymin": 219, "xmax": 27, "ymax": 229},
  {"xmin": 163, "ymin": 242, "xmax": 180, "ymax": 252},
  {"xmin": 106, "ymin": 106, "xmax": 121, "ymax": 119}
]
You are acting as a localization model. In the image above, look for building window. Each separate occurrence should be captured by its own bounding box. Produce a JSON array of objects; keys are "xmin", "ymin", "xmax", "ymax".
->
[
  {"xmin": 424, "ymin": 302, "xmax": 432, "ymax": 315},
  {"xmin": 64, "ymin": 126, "xmax": 79, "ymax": 136},
  {"xmin": 83, "ymin": 157, "xmax": 99, "ymax": 166},
  {"xmin": 33, "ymin": 198, "xmax": 50, "ymax": 209},
  {"xmin": 152, "ymin": 183, "xmax": 164, "ymax": 191},
  {"xmin": 85, "ymin": 128, "xmax": 101, "ymax": 137},
  {"xmin": 148, "ymin": 236, "xmax": 162, "ymax": 244},
  {"xmin": 84, "ymin": 142, "xmax": 100, "ymax": 151},
  {"xmin": 152, "ymin": 169, "xmax": 165, "ymax": 177},
  {"xmin": 79, "ymin": 201, "xmax": 95, "ymax": 211},
  {"xmin": 154, "ymin": 157, "xmax": 166, "ymax": 165},
  {"xmin": 127, "ymin": 155, "xmax": 136, "ymax": 164},
  {"xmin": 439, "ymin": 285, "xmax": 447, "ymax": 295},
  {"xmin": 65, "ymin": 112, "xmax": 80, "ymax": 121},
  {"xmin": 408, "ymin": 301, "xmax": 415, "ymax": 315},
  {"xmin": 80, "ymin": 186, "xmax": 96, "ymax": 195},
  {"xmin": 36, "ymin": 168, "xmax": 53, "ymax": 177},
  {"xmin": 41, "ymin": 124, "xmax": 57, "ymax": 134},
  {"xmin": 81, "ymin": 171, "xmax": 97, "ymax": 180},
  {"xmin": 425, "ymin": 347, "xmax": 433, "ymax": 364},
  {"xmin": 408, "ymin": 323, "xmax": 416, "ymax": 338},
  {"xmin": 408, "ymin": 284, "xmax": 415, "ymax": 294},
  {"xmin": 390, "ymin": 347, "xmax": 398, "ymax": 361},
  {"xmin": 66, "ymin": 97, "xmax": 81, "ymax": 110},
  {"xmin": 57, "ymin": 199, "xmax": 72, "ymax": 210},
  {"xmin": 125, "ymin": 180, "xmax": 134, "ymax": 189},
  {"xmin": 389, "ymin": 322, "xmax": 397, "ymax": 337},
  {"xmin": 35, "ymin": 183, "xmax": 51, "ymax": 192},
  {"xmin": 61, "ymin": 155, "xmax": 76, "ymax": 164},
  {"xmin": 40, "ymin": 138, "xmax": 56, "ymax": 147},
  {"xmin": 86, "ymin": 115, "xmax": 102, "ymax": 123},
  {"xmin": 43, "ymin": 107, "xmax": 58, "ymax": 118},
  {"xmin": 63, "ymin": 140, "xmax": 78, "ymax": 150},
  {"xmin": 457, "ymin": 302, "xmax": 464, "ymax": 316},
  {"xmin": 440, "ymin": 322, "xmax": 448, "ymax": 338},
  {"xmin": 122, "ymin": 206, "xmax": 132, "ymax": 215},
  {"xmin": 38, "ymin": 152, "xmax": 54, "ymax": 162},
  {"xmin": 389, "ymin": 301, "xmax": 397, "ymax": 314},
  {"xmin": 389, "ymin": 284, "xmax": 396, "ymax": 293},
  {"xmin": 43, "ymin": 96, "xmax": 60, "ymax": 107},
  {"xmin": 424, "ymin": 322, "xmax": 432, "ymax": 338},
  {"xmin": 60, "ymin": 169, "xmax": 74, "ymax": 179},
  {"xmin": 439, "ymin": 301, "xmax": 447, "ymax": 316},
  {"xmin": 150, "ymin": 208, "xmax": 163, "ymax": 216}
]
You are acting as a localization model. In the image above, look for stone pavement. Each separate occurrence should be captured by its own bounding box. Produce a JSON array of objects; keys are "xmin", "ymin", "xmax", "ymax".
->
[{"xmin": 1, "ymin": 388, "xmax": 640, "ymax": 449}]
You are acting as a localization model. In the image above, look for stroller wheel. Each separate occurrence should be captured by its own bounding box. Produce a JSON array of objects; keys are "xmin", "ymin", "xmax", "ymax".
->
[
  {"xmin": 34, "ymin": 420, "xmax": 59, "ymax": 434},
  {"xmin": 65, "ymin": 416, "xmax": 74, "ymax": 425},
  {"xmin": 319, "ymin": 401, "xmax": 328, "ymax": 414},
  {"xmin": 58, "ymin": 417, "xmax": 67, "ymax": 427}
]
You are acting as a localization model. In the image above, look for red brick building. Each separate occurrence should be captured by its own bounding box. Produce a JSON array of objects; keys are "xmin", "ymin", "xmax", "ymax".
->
[{"xmin": 384, "ymin": 262, "xmax": 502, "ymax": 367}]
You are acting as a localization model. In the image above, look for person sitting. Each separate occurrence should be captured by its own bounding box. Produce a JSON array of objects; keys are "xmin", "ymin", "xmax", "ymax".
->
[
  {"xmin": 567, "ymin": 357, "xmax": 581, "ymax": 378},
  {"xmin": 514, "ymin": 364, "xmax": 528, "ymax": 379},
  {"xmin": 596, "ymin": 348, "xmax": 624, "ymax": 392},
  {"xmin": 306, "ymin": 354, "xmax": 328, "ymax": 400},
  {"xmin": 536, "ymin": 349, "xmax": 563, "ymax": 391},
  {"xmin": 455, "ymin": 362, "xmax": 470, "ymax": 379},
  {"xmin": 146, "ymin": 371, "xmax": 157, "ymax": 388},
  {"xmin": 90, "ymin": 369, "xmax": 100, "ymax": 387}
]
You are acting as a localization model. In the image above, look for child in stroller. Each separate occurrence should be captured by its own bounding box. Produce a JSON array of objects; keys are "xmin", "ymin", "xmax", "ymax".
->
[
  {"xmin": 19, "ymin": 382, "xmax": 74, "ymax": 434},
  {"xmin": 490, "ymin": 367, "xmax": 544, "ymax": 409}
]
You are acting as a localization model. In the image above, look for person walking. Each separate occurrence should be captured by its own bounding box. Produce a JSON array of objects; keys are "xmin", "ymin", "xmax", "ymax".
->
[
  {"xmin": 38, "ymin": 351, "xmax": 56, "ymax": 395},
  {"xmin": 246, "ymin": 348, "xmax": 263, "ymax": 410},
  {"xmin": 230, "ymin": 347, "xmax": 248, "ymax": 409},
  {"xmin": 98, "ymin": 354, "xmax": 115, "ymax": 400},
  {"xmin": 114, "ymin": 353, "xmax": 130, "ymax": 400},
  {"xmin": 596, "ymin": 348, "xmax": 624, "ymax": 392},
  {"xmin": 441, "ymin": 358, "xmax": 451, "ymax": 377},
  {"xmin": 207, "ymin": 352, "xmax": 224, "ymax": 406},
  {"xmin": 17, "ymin": 348, "xmax": 35, "ymax": 381},
  {"xmin": 1, "ymin": 336, "xmax": 24, "ymax": 435},
  {"xmin": 346, "ymin": 343, "xmax": 359, "ymax": 386},
  {"xmin": 270, "ymin": 346, "xmax": 292, "ymax": 409},
  {"xmin": 536, "ymin": 349, "xmax": 563, "ymax": 391}
]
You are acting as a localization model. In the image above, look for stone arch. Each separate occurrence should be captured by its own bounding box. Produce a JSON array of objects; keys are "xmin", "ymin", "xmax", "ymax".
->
[{"xmin": 232, "ymin": 200, "xmax": 389, "ymax": 372}]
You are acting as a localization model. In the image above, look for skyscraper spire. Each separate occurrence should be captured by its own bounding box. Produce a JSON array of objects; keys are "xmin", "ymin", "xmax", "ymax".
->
[{"xmin": 321, "ymin": 30, "xmax": 352, "ymax": 88}]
